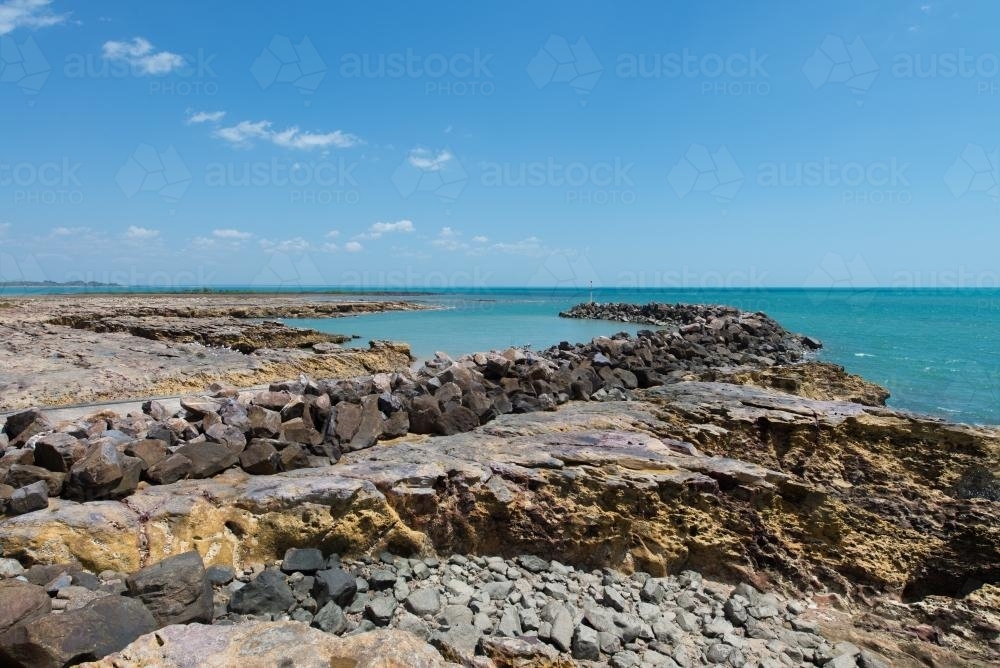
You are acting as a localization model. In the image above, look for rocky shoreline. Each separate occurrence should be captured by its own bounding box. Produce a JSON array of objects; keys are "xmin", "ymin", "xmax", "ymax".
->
[
  {"xmin": 0, "ymin": 294, "xmax": 426, "ymax": 412},
  {"xmin": 0, "ymin": 302, "xmax": 997, "ymax": 666}
]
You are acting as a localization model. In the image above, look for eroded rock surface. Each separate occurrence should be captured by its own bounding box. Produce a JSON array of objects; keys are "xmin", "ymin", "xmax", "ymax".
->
[
  {"xmin": 0, "ymin": 294, "xmax": 423, "ymax": 411},
  {"xmin": 80, "ymin": 624, "xmax": 452, "ymax": 667},
  {"xmin": 2, "ymin": 378, "xmax": 997, "ymax": 662}
]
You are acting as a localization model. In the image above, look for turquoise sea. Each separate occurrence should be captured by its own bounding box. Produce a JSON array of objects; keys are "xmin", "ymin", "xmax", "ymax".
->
[{"xmin": 4, "ymin": 286, "xmax": 999, "ymax": 425}]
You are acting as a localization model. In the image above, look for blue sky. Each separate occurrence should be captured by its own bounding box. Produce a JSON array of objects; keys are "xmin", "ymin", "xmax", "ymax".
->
[{"xmin": 1, "ymin": 0, "xmax": 998, "ymax": 289}]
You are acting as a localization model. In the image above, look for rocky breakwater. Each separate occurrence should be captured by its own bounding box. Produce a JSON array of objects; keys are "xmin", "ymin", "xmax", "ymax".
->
[
  {"xmin": 560, "ymin": 302, "xmax": 824, "ymax": 354},
  {"xmin": 0, "ymin": 305, "xmax": 823, "ymax": 518},
  {"xmin": 0, "ymin": 293, "xmax": 425, "ymax": 411}
]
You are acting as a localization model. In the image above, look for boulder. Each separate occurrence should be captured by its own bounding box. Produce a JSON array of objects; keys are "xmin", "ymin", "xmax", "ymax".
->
[
  {"xmin": 145, "ymin": 454, "xmax": 192, "ymax": 485},
  {"xmin": 125, "ymin": 551, "xmax": 213, "ymax": 626},
  {"xmin": 123, "ymin": 439, "xmax": 168, "ymax": 471},
  {"xmin": 65, "ymin": 443, "xmax": 125, "ymax": 501},
  {"xmin": 0, "ymin": 580, "xmax": 51, "ymax": 634},
  {"xmin": 141, "ymin": 399, "xmax": 172, "ymax": 421},
  {"xmin": 279, "ymin": 418, "xmax": 323, "ymax": 447},
  {"xmin": 228, "ymin": 569, "xmax": 295, "ymax": 616},
  {"xmin": 0, "ymin": 595, "xmax": 156, "ymax": 668},
  {"xmin": 281, "ymin": 548, "xmax": 325, "ymax": 574},
  {"xmin": 247, "ymin": 405, "xmax": 281, "ymax": 438},
  {"xmin": 347, "ymin": 395, "xmax": 383, "ymax": 452},
  {"xmin": 204, "ymin": 423, "xmax": 246, "ymax": 453},
  {"xmin": 436, "ymin": 405, "xmax": 479, "ymax": 436},
  {"xmin": 80, "ymin": 623, "xmax": 451, "ymax": 668},
  {"xmin": 239, "ymin": 440, "xmax": 281, "ymax": 475},
  {"xmin": 217, "ymin": 400, "xmax": 250, "ymax": 432},
  {"xmin": 179, "ymin": 396, "xmax": 221, "ymax": 418},
  {"xmin": 5, "ymin": 465, "xmax": 64, "ymax": 497},
  {"xmin": 6, "ymin": 481, "xmax": 48, "ymax": 515},
  {"xmin": 174, "ymin": 442, "xmax": 238, "ymax": 479},
  {"xmin": 333, "ymin": 401, "xmax": 363, "ymax": 443},
  {"xmin": 312, "ymin": 602, "xmax": 348, "ymax": 634},
  {"xmin": 382, "ymin": 410, "xmax": 409, "ymax": 439},
  {"xmin": 407, "ymin": 394, "xmax": 441, "ymax": 435},
  {"xmin": 278, "ymin": 443, "xmax": 310, "ymax": 471},
  {"xmin": 32, "ymin": 434, "xmax": 86, "ymax": 473},
  {"xmin": 312, "ymin": 567, "xmax": 357, "ymax": 608},
  {"xmin": 2, "ymin": 409, "xmax": 53, "ymax": 447}
]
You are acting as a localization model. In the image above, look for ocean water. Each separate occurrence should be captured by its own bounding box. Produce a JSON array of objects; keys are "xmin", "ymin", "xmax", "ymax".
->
[{"xmin": 4, "ymin": 285, "xmax": 999, "ymax": 425}]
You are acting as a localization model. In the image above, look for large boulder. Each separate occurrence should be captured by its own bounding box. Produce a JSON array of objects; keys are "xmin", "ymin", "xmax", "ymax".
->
[
  {"xmin": 346, "ymin": 394, "xmax": 383, "ymax": 452},
  {"xmin": 2, "ymin": 409, "xmax": 53, "ymax": 447},
  {"xmin": 0, "ymin": 580, "xmax": 51, "ymax": 634},
  {"xmin": 5, "ymin": 465, "xmax": 64, "ymax": 497},
  {"xmin": 32, "ymin": 434, "xmax": 86, "ymax": 473},
  {"xmin": 228, "ymin": 569, "xmax": 295, "ymax": 616},
  {"xmin": 239, "ymin": 440, "xmax": 281, "ymax": 475},
  {"xmin": 125, "ymin": 551, "xmax": 213, "ymax": 626},
  {"xmin": 0, "ymin": 595, "xmax": 156, "ymax": 668},
  {"xmin": 6, "ymin": 481, "xmax": 48, "ymax": 515},
  {"xmin": 79, "ymin": 623, "xmax": 451, "ymax": 667},
  {"xmin": 145, "ymin": 454, "xmax": 192, "ymax": 485},
  {"xmin": 174, "ymin": 442, "xmax": 238, "ymax": 479},
  {"xmin": 65, "ymin": 443, "xmax": 125, "ymax": 501},
  {"xmin": 312, "ymin": 567, "xmax": 357, "ymax": 608}
]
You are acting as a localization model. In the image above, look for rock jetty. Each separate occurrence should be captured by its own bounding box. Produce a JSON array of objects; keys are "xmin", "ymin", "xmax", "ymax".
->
[{"xmin": 560, "ymin": 302, "xmax": 823, "ymax": 352}]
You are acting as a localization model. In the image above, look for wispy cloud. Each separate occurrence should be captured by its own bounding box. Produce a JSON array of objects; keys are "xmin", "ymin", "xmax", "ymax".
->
[
  {"xmin": 125, "ymin": 225, "xmax": 159, "ymax": 240},
  {"xmin": 344, "ymin": 241, "xmax": 363, "ymax": 253},
  {"xmin": 0, "ymin": 222, "xmax": 11, "ymax": 235},
  {"xmin": 407, "ymin": 147, "xmax": 453, "ymax": 171},
  {"xmin": 212, "ymin": 119, "xmax": 362, "ymax": 151},
  {"xmin": 428, "ymin": 227, "xmax": 491, "ymax": 253},
  {"xmin": 186, "ymin": 110, "xmax": 225, "ymax": 124},
  {"xmin": 102, "ymin": 37, "xmax": 185, "ymax": 75},
  {"xmin": 50, "ymin": 226, "xmax": 89, "ymax": 237},
  {"xmin": 325, "ymin": 230, "xmax": 340, "ymax": 239},
  {"xmin": 356, "ymin": 219, "xmax": 414, "ymax": 240},
  {"xmin": 0, "ymin": 0, "xmax": 67, "ymax": 35},
  {"xmin": 491, "ymin": 236, "xmax": 544, "ymax": 257},
  {"xmin": 259, "ymin": 237, "xmax": 311, "ymax": 253},
  {"xmin": 213, "ymin": 228, "xmax": 252, "ymax": 240}
]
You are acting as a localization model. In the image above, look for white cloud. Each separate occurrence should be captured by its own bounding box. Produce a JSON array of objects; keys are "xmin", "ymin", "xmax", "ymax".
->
[
  {"xmin": 407, "ymin": 147, "xmax": 453, "ymax": 171},
  {"xmin": 0, "ymin": 222, "xmax": 10, "ymax": 235},
  {"xmin": 492, "ymin": 236, "xmax": 544, "ymax": 257},
  {"xmin": 259, "ymin": 237, "xmax": 311, "ymax": 253},
  {"xmin": 50, "ymin": 226, "xmax": 89, "ymax": 237},
  {"xmin": 102, "ymin": 37, "xmax": 185, "ymax": 75},
  {"xmin": 0, "ymin": 0, "xmax": 66, "ymax": 35},
  {"xmin": 344, "ymin": 241, "xmax": 363, "ymax": 253},
  {"xmin": 125, "ymin": 225, "xmax": 159, "ymax": 240},
  {"xmin": 472, "ymin": 235, "xmax": 489, "ymax": 244},
  {"xmin": 271, "ymin": 128, "xmax": 361, "ymax": 150},
  {"xmin": 186, "ymin": 110, "xmax": 225, "ymax": 124},
  {"xmin": 357, "ymin": 219, "xmax": 414, "ymax": 240},
  {"xmin": 322, "ymin": 242, "xmax": 339, "ymax": 253},
  {"xmin": 212, "ymin": 120, "xmax": 362, "ymax": 151},
  {"xmin": 431, "ymin": 226, "xmax": 466, "ymax": 251},
  {"xmin": 212, "ymin": 228, "xmax": 252, "ymax": 240},
  {"xmin": 213, "ymin": 120, "xmax": 271, "ymax": 147},
  {"xmin": 325, "ymin": 230, "xmax": 340, "ymax": 239}
]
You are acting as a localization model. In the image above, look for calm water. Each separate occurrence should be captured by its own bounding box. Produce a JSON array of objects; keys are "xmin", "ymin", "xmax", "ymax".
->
[
  {"xmin": 290, "ymin": 287, "xmax": 1000, "ymax": 425},
  {"xmin": 5, "ymin": 285, "xmax": 999, "ymax": 424}
]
